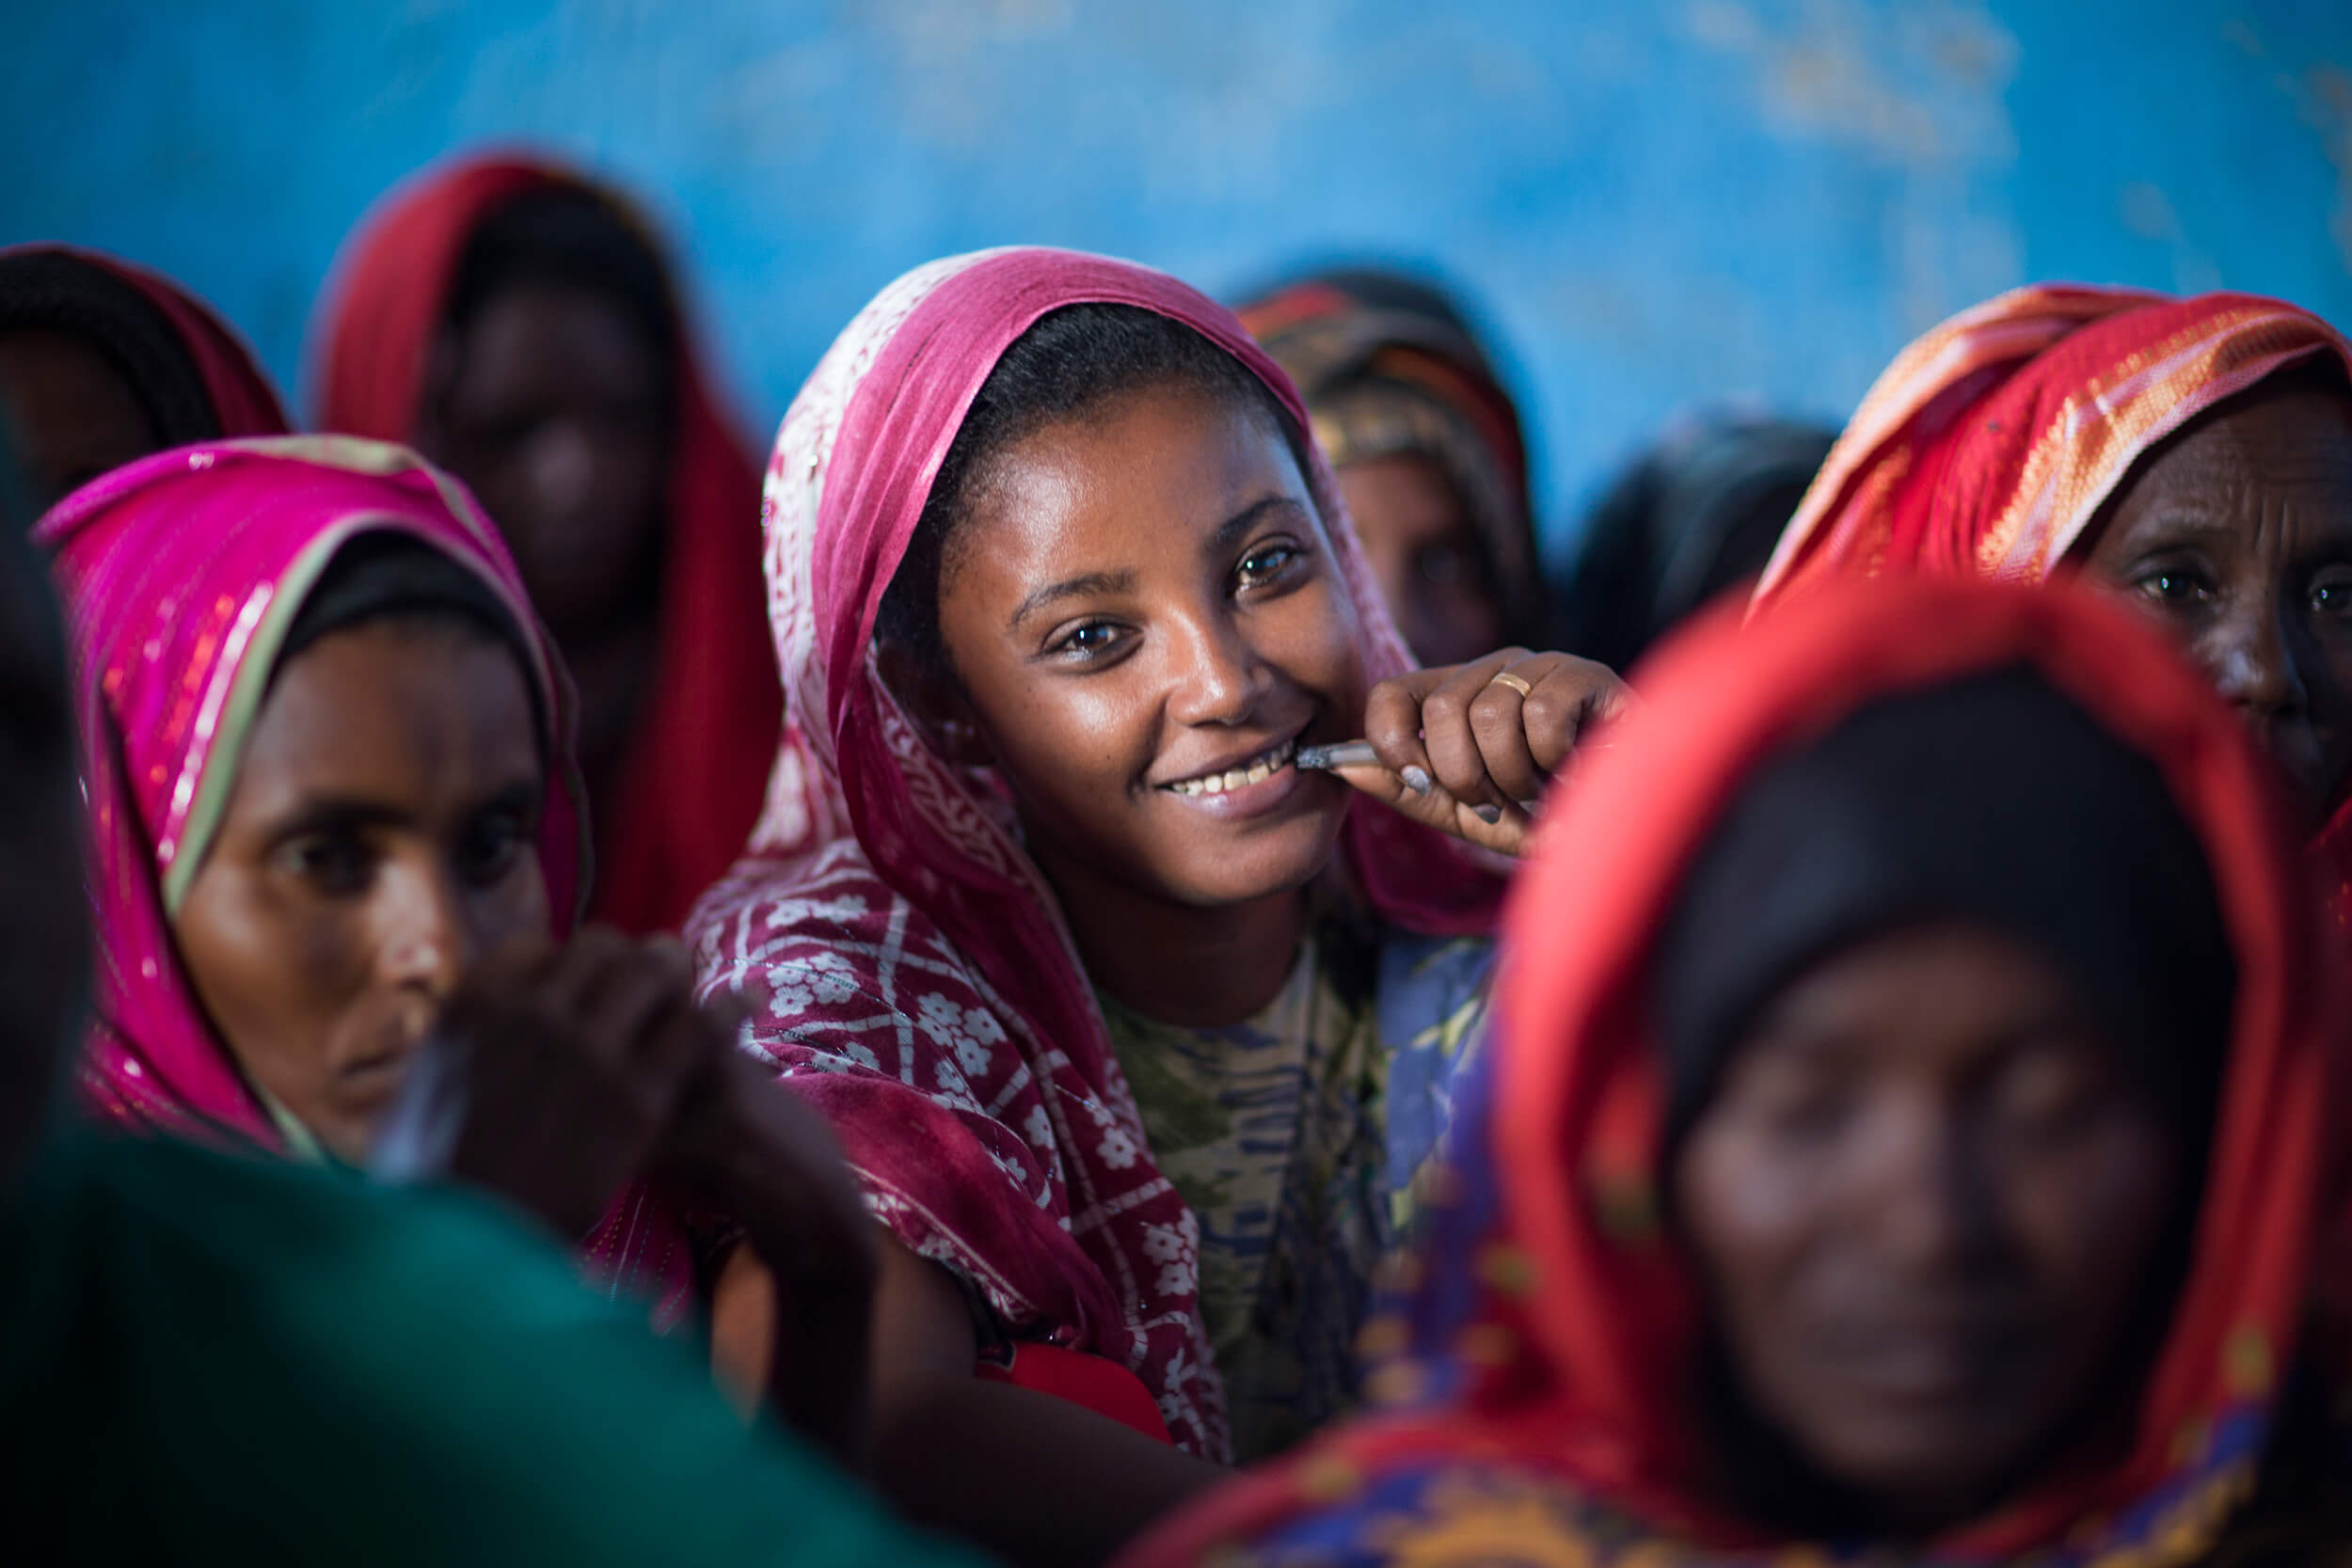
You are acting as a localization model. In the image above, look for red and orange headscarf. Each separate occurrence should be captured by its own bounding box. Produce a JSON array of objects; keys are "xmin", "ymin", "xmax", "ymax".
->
[
  {"xmin": 1124, "ymin": 578, "xmax": 2344, "ymax": 1566},
  {"xmin": 1753, "ymin": 286, "xmax": 2351, "ymax": 598},
  {"xmin": 1752, "ymin": 283, "xmax": 2352, "ymax": 959},
  {"xmin": 310, "ymin": 152, "xmax": 777, "ymax": 935}
]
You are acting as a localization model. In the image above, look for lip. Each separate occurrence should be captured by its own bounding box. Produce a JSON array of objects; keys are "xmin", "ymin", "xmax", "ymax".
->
[
  {"xmin": 336, "ymin": 1039, "xmax": 423, "ymax": 1103},
  {"xmin": 1153, "ymin": 734, "xmax": 1327, "ymax": 822},
  {"xmin": 1154, "ymin": 733, "xmax": 1302, "ymax": 791},
  {"xmin": 1815, "ymin": 1314, "xmax": 2035, "ymax": 1400}
]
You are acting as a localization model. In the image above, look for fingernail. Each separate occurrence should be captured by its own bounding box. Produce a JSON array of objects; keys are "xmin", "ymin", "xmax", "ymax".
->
[
  {"xmin": 1473, "ymin": 804, "xmax": 1502, "ymax": 824},
  {"xmin": 1401, "ymin": 766, "xmax": 1433, "ymax": 795}
]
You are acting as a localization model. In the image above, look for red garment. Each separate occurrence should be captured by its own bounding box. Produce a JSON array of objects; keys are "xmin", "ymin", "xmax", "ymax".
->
[
  {"xmin": 310, "ymin": 152, "xmax": 777, "ymax": 933},
  {"xmin": 1126, "ymin": 578, "xmax": 2346, "ymax": 1565},
  {"xmin": 3, "ymin": 243, "xmax": 290, "ymax": 437},
  {"xmin": 1752, "ymin": 287, "xmax": 2350, "ymax": 600}
]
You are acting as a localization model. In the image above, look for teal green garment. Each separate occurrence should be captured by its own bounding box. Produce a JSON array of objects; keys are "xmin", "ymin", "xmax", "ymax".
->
[{"xmin": 0, "ymin": 1129, "xmax": 990, "ymax": 1567}]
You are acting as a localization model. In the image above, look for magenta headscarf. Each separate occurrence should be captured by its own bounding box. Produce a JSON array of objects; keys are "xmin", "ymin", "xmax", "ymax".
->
[
  {"xmin": 38, "ymin": 436, "xmax": 691, "ymax": 1319},
  {"xmin": 689, "ymin": 248, "xmax": 1506, "ymax": 1458}
]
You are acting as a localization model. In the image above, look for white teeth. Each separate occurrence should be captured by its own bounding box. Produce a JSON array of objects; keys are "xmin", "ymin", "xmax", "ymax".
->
[{"xmin": 1168, "ymin": 738, "xmax": 1295, "ymax": 797}]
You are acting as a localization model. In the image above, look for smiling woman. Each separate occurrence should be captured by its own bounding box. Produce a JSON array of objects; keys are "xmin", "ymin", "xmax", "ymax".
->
[{"xmin": 688, "ymin": 248, "xmax": 1629, "ymax": 1566}]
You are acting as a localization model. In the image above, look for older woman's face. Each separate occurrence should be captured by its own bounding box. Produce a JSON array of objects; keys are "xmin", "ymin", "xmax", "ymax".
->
[
  {"xmin": 174, "ymin": 619, "xmax": 551, "ymax": 1161},
  {"xmin": 2081, "ymin": 379, "xmax": 2352, "ymax": 827},
  {"xmin": 1674, "ymin": 924, "xmax": 2182, "ymax": 1535}
]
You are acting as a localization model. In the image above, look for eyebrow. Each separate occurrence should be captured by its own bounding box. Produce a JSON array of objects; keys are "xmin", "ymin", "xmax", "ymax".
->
[
  {"xmin": 262, "ymin": 776, "xmax": 542, "ymax": 842},
  {"xmin": 2108, "ymin": 510, "xmax": 2257, "ymax": 558},
  {"xmin": 1009, "ymin": 569, "xmax": 1139, "ymax": 631},
  {"xmin": 1004, "ymin": 495, "xmax": 1311, "ymax": 632},
  {"xmin": 1206, "ymin": 495, "xmax": 1310, "ymax": 558}
]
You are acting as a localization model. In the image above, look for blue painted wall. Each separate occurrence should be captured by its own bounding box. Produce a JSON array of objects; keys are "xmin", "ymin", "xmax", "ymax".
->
[{"xmin": 4, "ymin": 0, "xmax": 2346, "ymax": 559}]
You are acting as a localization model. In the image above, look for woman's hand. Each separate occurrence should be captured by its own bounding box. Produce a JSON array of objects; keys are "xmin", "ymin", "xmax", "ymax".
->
[
  {"xmin": 418, "ymin": 928, "xmax": 877, "ymax": 1465},
  {"xmin": 664, "ymin": 1050, "xmax": 878, "ymax": 1467},
  {"xmin": 432, "ymin": 927, "xmax": 712, "ymax": 1240},
  {"xmin": 1343, "ymin": 648, "xmax": 1632, "ymax": 857}
]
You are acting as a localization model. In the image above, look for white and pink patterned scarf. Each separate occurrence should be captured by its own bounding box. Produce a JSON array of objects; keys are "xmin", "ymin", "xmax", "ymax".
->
[{"xmin": 689, "ymin": 248, "xmax": 1502, "ymax": 1459}]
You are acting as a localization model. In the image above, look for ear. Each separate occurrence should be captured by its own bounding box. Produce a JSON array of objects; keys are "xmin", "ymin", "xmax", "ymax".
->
[{"xmin": 874, "ymin": 639, "xmax": 994, "ymax": 769}]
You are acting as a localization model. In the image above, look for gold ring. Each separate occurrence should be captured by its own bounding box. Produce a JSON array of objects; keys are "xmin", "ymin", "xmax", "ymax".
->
[{"xmin": 1488, "ymin": 669, "xmax": 1534, "ymax": 698}]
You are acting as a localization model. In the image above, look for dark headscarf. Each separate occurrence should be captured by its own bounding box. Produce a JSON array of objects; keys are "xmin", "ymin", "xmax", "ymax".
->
[
  {"xmin": 1237, "ymin": 267, "xmax": 1549, "ymax": 647},
  {"xmin": 1656, "ymin": 661, "xmax": 2236, "ymax": 1164},
  {"xmin": 1564, "ymin": 412, "xmax": 1835, "ymax": 672},
  {"xmin": 0, "ymin": 247, "xmax": 290, "ymax": 446},
  {"xmin": 278, "ymin": 530, "xmax": 548, "ymax": 743}
]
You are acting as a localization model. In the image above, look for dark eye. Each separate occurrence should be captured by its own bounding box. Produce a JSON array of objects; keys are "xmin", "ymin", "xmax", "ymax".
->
[
  {"xmin": 1236, "ymin": 543, "xmax": 1303, "ymax": 590},
  {"xmin": 1990, "ymin": 1039, "xmax": 2134, "ymax": 1146},
  {"xmin": 2136, "ymin": 567, "xmax": 2217, "ymax": 607},
  {"xmin": 2309, "ymin": 573, "xmax": 2352, "ymax": 620},
  {"xmin": 456, "ymin": 805, "xmax": 533, "ymax": 886},
  {"xmin": 1047, "ymin": 621, "xmax": 1129, "ymax": 663},
  {"xmin": 1412, "ymin": 546, "xmax": 1468, "ymax": 588},
  {"xmin": 282, "ymin": 832, "xmax": 374, "ymax": 897}
]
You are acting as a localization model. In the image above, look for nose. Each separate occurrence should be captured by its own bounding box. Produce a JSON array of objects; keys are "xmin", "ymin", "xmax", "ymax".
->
[
  {"xmin": 1163, "ymin": 609, "xmax": 1273, "ymax": 728},
  {"xmin": 523, "ymin": 421, "xmax": 596, "ymax": 521},
  {"xmin": 374, "ymin": 853, "xmax": 479, "ymax": 1001},
  {"xmin": 1861, "ymin": 1101, "xmax": 1994, "ymax": 1275},
  {"xmin": 2209, "ymin": 594, "xmax": 2309, "ymax": 721}
]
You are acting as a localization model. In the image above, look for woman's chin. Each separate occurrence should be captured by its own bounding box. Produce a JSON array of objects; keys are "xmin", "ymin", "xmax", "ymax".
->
[{"xmin": 1154, "ymin": 801, "xmax": 1351, "ymax": 908}]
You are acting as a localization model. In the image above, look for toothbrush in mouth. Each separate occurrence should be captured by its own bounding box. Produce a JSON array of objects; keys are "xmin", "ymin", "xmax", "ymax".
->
[
  {"xmin": 1295, "ymin": 740, "xmax": 1448, "ymax": 806},
  {"xmin": 1293, "ymin": 740, "xmax": 1379, "ymax": 772}
]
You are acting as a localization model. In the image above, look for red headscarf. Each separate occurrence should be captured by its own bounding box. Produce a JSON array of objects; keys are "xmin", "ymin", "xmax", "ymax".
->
[
  {"xmin": 0, "ymin": 243, "xmax": 290, "ymax": 438},
  {"xmin": 1125, "ymin": 577, "xmax": 2344, "ymax": 1566},
  {"xmin": 1752, "ymin": 287, "xmax": 2351, "ymax": 601},
  {"xmin": 688, "ymin": 248, "xmax": 1505, "ymax": 1460},
  {"xmin": 1751, "ymin": 285, "xmax": 2352, "ymax": 996},
  {"xmin": 310, "ymin": 152, "xmax": 776, "ymax": 934}
]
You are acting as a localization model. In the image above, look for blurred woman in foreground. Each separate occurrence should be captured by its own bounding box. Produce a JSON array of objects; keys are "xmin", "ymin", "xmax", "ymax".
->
[{"xmin": 1125, "ymin": 577, "xmax": 2348, "ymax": 1567}]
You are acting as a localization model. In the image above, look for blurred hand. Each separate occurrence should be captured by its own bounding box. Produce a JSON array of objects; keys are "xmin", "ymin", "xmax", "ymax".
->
[
  {"xmin": 1344, "ymin": 648, "xmax": 1632, "ymax": 857},
  {"xmin": 423, "ymin": 928, "xmax": 876, "ymax": 1464},
  {"xmin": 435, "ymin": 927, "xmax": 709, "ymax": 1241},
  {"xmin": 667, "ymin": 1050, "xmax": 878, "ymax": 1466}
]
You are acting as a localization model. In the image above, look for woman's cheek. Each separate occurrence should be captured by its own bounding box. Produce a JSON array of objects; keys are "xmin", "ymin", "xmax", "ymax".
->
[
  {"xmin": 487, "ymin": 850, "xmax": 557, "ymax": 950},
  {"xmin": 1275, "ymin": 578, "xmax": 1370, "ymax": 713}
]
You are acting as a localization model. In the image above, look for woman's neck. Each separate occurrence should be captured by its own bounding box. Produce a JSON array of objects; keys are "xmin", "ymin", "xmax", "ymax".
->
[{"xmin": 1035, "ymin": 851, "xmax": 1309, "ymax": 1029}]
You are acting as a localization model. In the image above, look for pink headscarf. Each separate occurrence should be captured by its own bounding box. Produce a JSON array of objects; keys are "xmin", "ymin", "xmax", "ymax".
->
[
  {"xmin": 37, "ymin": 436, "xmax": 691, "ymax": 1320},
  {"xmin": 690, "ymin": 248, "xmax": 1505, "ymax": 1459}
]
